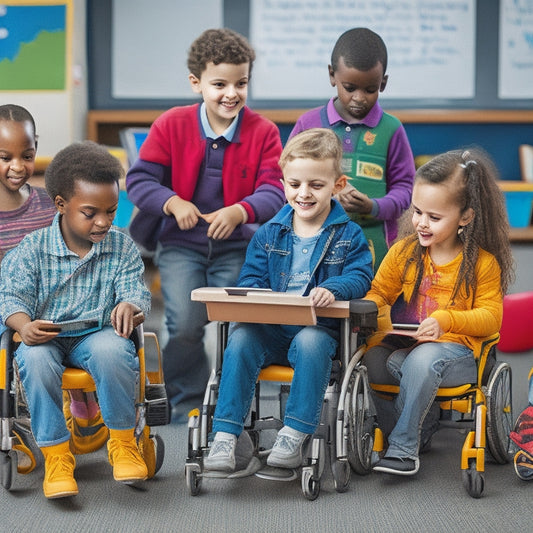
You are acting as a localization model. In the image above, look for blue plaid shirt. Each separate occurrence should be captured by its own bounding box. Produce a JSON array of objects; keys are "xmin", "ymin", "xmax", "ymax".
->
[{"xmin": 0, "ymin": 214, "xmax": 151, "ymax": 328}]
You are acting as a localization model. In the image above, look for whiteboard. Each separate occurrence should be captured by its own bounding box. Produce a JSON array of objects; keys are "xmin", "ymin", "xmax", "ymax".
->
[
  {"xmin": 112, "ymin": 0, "xmax": 223, "ymax": 99},
  {"xmin": 250, "ymin": 0, "xmax": 476, "ymax": 100},
  {"xmin": 499, "ymin": 0, "xmax": 533, "ymax": 99}
]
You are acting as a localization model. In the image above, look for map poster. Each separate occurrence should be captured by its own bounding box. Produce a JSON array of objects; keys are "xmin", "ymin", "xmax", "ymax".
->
[{"xmin": 0, "ymin": 1, "xmax": 70, "ymax": 91}]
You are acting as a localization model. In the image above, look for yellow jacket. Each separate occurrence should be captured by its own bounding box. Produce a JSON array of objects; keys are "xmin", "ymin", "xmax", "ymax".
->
[{"xmin": 365, "ymin": 238, "xmax": 503, "ymax": 356}]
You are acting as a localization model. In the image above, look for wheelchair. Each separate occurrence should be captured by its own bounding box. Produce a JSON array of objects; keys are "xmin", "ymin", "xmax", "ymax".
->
[
  {"xmin": 185, "ymin": 288, "xmax": 379, "ymax": 500},
  {"xmin": 0, "ymin": 324, "xmax": 170, "ymax": 491},
  {"xmin": 352, "ymin": 325, "xmax": 513, "ymax": 498}
]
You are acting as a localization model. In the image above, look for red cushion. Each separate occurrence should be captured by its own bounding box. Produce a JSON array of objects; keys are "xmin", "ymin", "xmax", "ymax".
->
[{"xmin": 498, "ymin": 292, "xmax": 533, "ymax": 353}]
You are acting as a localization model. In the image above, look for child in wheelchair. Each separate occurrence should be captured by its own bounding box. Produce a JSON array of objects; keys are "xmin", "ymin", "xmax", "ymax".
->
[
  {"xmin": 362, "ymin": 148, "xmax": 514, "ymax": 476},
  {"xmin": 204, "ymin": 128, "xmax": 373, "ymax": 472},
  {"xmin": 0, "ymin": 141, "xmax": 151, "ymax": 499}
]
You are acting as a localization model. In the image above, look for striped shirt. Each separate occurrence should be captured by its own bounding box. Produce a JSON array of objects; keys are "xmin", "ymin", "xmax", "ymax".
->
[
  {"xmin": 0, "ymin": 213, "xmax": 151, "ymax": 327},
  {"xmin": 0, "ymin": 186, "xmax": 56, "ymax": 264}
]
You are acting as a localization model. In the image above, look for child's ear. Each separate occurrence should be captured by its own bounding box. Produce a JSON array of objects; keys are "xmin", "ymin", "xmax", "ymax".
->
[
  {"xmin": 54, "ymin": 195, "xmax": 66, "ymax": 212},
  {"xmin": 328, "ymin": 65, "xmax": 336, "ymax": 87},
  {"xmin": 460, "ymin": 207, "xmax": 475, "ymax": 227},
  {"xmin": 188, "ymin": 73, "xmax": 202, "ymax": 94},
  {"xmin": 333, "ymin": 174, "xmax": 347, "ymax": 194},
  {"xmin": 380, "ymin": 75, "xmax": 389, "ymax": 92}
]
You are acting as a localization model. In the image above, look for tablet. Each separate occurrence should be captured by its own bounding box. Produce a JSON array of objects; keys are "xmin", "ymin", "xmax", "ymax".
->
[
  {"xmin": 224, "ymin": 287, "xmax": 273, "ymax": 296},
  {"xmin": 392, "ymin": 323, "xmax": 419, "ymax": 331},
  {"xmin": 51, "ymin": 319, "xmax": 100, "ymax": 333}
]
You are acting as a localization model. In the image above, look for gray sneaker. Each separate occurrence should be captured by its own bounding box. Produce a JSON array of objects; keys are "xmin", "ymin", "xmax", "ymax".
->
[
  {"xmin": 204, "ymin": 435, "xmax": 237, "ymax": 472},
  {"xmin": 267, "ymin": 427, "xmax": 308, "ymax": 469}
]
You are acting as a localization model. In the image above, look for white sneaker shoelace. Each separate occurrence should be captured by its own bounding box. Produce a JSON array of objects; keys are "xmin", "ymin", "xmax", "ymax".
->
[{"xmin": 209, "ymin": 438, "xmax": 235, "ymax": 459}]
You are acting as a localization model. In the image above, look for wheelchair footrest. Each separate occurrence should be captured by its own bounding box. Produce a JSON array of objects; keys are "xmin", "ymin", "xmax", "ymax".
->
[{"xmin": 145, "ymin": 384, "xmax": 170, "ymax": 426}]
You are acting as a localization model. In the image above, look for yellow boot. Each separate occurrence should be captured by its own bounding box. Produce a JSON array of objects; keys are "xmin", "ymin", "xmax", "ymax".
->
[
  {"xmin": 107, "ymin": 429, "xmax": 148, "ymax": 483},
  {"xmin": 41, "ymin": 441, "xmax": 78, "ymax": 499}
]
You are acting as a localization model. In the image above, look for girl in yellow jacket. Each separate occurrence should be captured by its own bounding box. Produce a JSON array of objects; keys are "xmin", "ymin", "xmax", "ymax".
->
[{"xmin": 365, "ymin": 148, "xmax": 514, "ymax": 476}]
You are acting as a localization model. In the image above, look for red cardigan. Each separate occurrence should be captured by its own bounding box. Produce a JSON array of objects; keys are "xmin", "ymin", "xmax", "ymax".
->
[{"xmin": 138, "ymin": 104, "xmax": 284, "ymax": 223}]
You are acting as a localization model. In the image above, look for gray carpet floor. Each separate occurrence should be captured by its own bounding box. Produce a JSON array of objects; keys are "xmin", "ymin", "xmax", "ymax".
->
[
  {"xmin": 3, "ymin": 262, "xmax": 530, "ymax": 533},
  {"xmin": 1, "ymin": 419, "xmax": 531, "ymax": 533}
]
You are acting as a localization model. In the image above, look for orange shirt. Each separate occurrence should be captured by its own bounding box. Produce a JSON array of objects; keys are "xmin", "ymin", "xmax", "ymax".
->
[{"xmin": 365, "ymin": 237, "xmax": 503, "ymax": 356}]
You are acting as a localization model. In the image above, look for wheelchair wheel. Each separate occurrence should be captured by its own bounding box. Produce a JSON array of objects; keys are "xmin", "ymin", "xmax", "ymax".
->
[
  {"xmin": 345, "ymin": 368, "xmax": 375, "ymax": 475},
  {"xmin": 0, "ymin": 451, "xmax": 15, "ymax": 491},
  {"xmin": 485, "ymin": 362, "xmax": 513, "ymax": 464},
  {"xmin": 462, "ymin": 461, "xmax": 484, "ymax": 498},
  {"xmin": 301, "ymin": 466, "xmax": 320, "ymax": 501}
]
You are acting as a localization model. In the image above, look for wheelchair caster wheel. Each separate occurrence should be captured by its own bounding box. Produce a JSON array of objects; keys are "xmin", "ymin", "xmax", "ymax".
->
[
  {"xmin": 186, "ymin": 463, "xmax": 202, "ymax": 496},
  {"xmin": 0, "ymin": 451, "xmax": 15, "ymax": 491},
  {"xmin": 332, "ymin": 459, "xmax": 351, "ymax": 493},
  {"xmin": 301, "ymin": 466, "xmax": 320, "ymax": 500},
  {"xmin": 462, "ymin": 463, "xmax": 484, "ymax": 498},
  {"xmin": 152, "ymin": 434, "xmax": 165, "ymax": 475}
]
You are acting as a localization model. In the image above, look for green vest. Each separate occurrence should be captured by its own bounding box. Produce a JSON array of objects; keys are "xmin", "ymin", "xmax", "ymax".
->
[{"xmin": 322, "ymin": 108, "xmax": 401, "ymax": 269}]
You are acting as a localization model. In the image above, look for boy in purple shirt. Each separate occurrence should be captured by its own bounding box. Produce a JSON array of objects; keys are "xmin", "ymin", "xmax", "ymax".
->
[{"xmin": 290, "ymin": 28, "xmax": 415, "ymax": 269}]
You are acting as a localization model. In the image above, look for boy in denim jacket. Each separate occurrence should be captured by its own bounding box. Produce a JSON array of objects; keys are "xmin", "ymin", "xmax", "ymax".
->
[{"xmin": 205, "ymin": 129, "xmax": 373, "ymax": 472}]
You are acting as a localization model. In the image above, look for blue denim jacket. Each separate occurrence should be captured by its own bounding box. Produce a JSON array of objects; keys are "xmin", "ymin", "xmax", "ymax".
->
[{"xmin": 237, "ymin": 199, "xmax": 373, "ymax": 328}]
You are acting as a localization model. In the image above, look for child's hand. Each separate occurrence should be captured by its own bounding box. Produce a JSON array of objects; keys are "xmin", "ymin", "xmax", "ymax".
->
[
  {"xmin": 337, "ymin": 188, "xmax": 373, "ymax": 215},
  {"xmin": 202, "ymin": 205, "xmax": 245, "ymax": 240},
  {"xmin": 166, "ymin": 197, "xmax": 202, "ymax": 230},
  {"xmin": 415, "ymin": 317, "xmax": 444, "ymax": 340},
  {"xmin": 309, "ymin": 287, "xmax": 335, "ymax": 308},
  {"xmin": 19, "ymin": 320, "xmax": 61, "ymax": 346},
  {"xmin": 111, "ymin": 302, "xmax": 142, "ymax": 339}
]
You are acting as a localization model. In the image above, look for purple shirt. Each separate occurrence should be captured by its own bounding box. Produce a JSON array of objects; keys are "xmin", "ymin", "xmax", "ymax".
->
[{"xmin": 290, "ymin": 99, "xmax": 415, "ymax": 243}]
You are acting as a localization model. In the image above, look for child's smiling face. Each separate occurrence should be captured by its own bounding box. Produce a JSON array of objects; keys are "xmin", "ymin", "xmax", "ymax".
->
[
  {"xmin": 411, "ymin": 180, "xmax": 474, "ymax": 258},
  {"xmin": 55, "ymin": 179, "xmax": 119, "ymax": 257},
  {"xmin": 282, "ymin": 157, "xmax": 346, "ymax": 235},
  {"xmin": 0, "ymin": 120, "xmax": 36, "ymax": 196},
  {"xmin": 189, "ymin": 61, "xmax": 250, "ymax": 136}
]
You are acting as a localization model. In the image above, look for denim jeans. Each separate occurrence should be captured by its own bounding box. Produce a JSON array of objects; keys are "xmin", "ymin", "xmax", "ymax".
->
[
  {"xmin": 213, "ymin": 322, "xmax": 338, "ymax": 436},
  {"xmin": 365, "ymin": 341, "xmax": 476, "ymax": 459},
  {"xmin": 14, "ymin": 326, "xmax": 139, "ymax": 447},
  {"xmin": 155, "ymin": 244, "xmax": 246, "ymax": 408}
]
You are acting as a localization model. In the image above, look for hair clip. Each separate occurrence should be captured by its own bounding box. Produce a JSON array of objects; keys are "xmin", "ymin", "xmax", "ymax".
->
[{"xmin": 460, "ymin": 150, "xmax": 477, "ymax": 169}]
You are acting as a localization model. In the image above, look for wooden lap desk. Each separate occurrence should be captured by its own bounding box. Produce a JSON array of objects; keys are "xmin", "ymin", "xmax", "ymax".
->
[{"xmin": 191, "ymin": 287, "xmax": 350, "ymax": 325}]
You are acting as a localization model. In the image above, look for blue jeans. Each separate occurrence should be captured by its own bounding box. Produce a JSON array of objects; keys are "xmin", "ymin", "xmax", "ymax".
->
[
  {"xmin": 155, "ymin": 244, "xmax": 246, "ymax": 408},
  {"xmin": 14, "ymin": 327, "xmax": 139, "ymax": 447},
  {"xmin": 213, "ymin": 323, "xmax": 338, "ymax": 435},
  {"xmin": 373, "ymin": 341, "xmax": 477, "ymax": 459}
]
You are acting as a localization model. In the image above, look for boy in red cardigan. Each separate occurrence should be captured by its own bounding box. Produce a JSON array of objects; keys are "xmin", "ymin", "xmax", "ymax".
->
[{"xmin": 126, "ymin": 29, "xmax": 285, "ymax": 421}]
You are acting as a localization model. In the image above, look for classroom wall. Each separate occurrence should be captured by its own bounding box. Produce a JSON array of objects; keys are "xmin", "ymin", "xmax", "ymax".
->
[
  {"xmin": 4, "ymin": 0, "xmax": 531, "ymax": 174},
  {"xmin": 86, "ymin": 0, "xmax": 532, "ymax": 180}
]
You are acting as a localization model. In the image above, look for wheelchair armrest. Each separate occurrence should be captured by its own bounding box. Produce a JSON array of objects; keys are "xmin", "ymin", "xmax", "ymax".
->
[{"xmin": 349, "ymin": 299, "xmax": 378, "ymax": 331}]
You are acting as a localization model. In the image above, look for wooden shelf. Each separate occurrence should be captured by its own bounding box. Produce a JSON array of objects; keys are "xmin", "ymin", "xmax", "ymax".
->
[
  {"xmin": 509, "ymin": 226, "xmax": 533, "ymax": 243},
  {"xmin": 87, "ymin": 108, "xmax": 533, "ymax": 146}
]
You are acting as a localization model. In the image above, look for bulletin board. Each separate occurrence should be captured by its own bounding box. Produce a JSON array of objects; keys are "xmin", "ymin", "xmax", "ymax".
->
[
  {"xmin": 87, "ymin": 0, "xmax": 533, "ymax": 110},
  {"xmin": 0, "ymin": 1, "xmax": 68, "ymax": 91}
]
